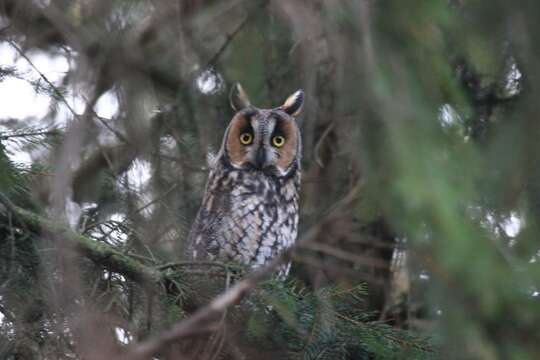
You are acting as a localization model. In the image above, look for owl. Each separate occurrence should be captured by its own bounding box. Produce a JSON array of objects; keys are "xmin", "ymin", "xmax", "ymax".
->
[{"xmin": 187, "ymin": 84, "xmax": 304, "ymax": 273}]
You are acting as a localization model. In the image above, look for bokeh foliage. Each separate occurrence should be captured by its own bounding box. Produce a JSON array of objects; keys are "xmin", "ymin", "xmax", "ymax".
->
[{"xmin": 0, "ymin": 0, "xmax": 539, "ymax": 359}]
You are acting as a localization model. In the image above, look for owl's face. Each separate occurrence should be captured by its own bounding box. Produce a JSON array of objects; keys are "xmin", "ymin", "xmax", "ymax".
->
[{"xmin": 220, "ymin": 87, "xmax": 304, "ymax": 177}]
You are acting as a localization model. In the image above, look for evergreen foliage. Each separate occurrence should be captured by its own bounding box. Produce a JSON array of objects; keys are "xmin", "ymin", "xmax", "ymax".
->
[
  {"xmin": 1, "ymin": 0, "xmax": 540, "ymax": 359},
  {"xmin": 246, "ymin": 279, "xmax": 434, "ymax": 359}
]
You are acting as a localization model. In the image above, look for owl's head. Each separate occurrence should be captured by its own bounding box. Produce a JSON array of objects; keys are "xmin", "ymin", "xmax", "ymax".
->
[{"xmin": 218, "ymin": 84, "xmax": 305, "ymax": 178}]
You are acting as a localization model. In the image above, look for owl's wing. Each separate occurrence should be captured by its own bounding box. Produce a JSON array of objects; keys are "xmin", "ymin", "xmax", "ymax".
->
[{"xmin": 186, "ymin": 181, "xmax": 230, "ymax": 261}]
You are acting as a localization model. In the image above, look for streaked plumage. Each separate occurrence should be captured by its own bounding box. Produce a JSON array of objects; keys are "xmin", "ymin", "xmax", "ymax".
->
[{"xmin": 187, "ymin": 85, "xmax": 304, "ymax": 272}]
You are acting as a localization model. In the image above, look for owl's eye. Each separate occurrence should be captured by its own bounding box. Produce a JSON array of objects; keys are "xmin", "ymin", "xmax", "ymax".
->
[
  {"xmin": 272, "ymin": 135, "xmax": 286, "ymax": 147},
  {"xmin": 239, "ymin": 132, "xmax": 253, "ymax": 145}
]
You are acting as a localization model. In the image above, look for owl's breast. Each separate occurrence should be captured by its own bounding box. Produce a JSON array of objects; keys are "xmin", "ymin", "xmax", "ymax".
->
[{"xmin": 209, "ymin": 171, "xmax": 299, "ymax": 267}]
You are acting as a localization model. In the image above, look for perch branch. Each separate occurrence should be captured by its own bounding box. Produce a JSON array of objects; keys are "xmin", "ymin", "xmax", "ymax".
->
[
  {"xmin": 117, "ymin": 247, "xmax": 294, "ymax": 360},
  {"xmin": 1, "ymin": 205, "xmax": 163, "ymax": 285}
]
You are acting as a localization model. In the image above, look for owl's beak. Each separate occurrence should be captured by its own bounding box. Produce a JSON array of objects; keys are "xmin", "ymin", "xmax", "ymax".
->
[{"xmin": 254, "ymin": 146, "xmax": 266, "ymax": 170}]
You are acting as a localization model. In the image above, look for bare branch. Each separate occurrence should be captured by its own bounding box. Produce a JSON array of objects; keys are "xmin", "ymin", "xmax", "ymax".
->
[{"xmin": 206, "ymin": 15, "xmax": 249, "ymax": 67}]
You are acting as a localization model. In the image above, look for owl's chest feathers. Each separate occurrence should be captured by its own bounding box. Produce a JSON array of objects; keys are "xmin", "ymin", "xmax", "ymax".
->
[{"xmin": 203, "ymin": 168, "xmax": 300, "ymax": 266}]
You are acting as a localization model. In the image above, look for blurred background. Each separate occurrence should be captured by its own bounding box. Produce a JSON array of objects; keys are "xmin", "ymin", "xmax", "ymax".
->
[{"xmin": 1, "ymin": 0, "xmax": 539, "ymax": 359}]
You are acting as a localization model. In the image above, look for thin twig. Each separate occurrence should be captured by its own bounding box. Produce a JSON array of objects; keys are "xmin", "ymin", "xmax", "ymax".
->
[
  {"xmin": 299, "ymin": 242, "xmax": 391, "ymax": 270},
  {"xmin": 313, "ymin": 122, "xmax": 336, "ymax": 168},
  {"xmin": 157, "ymin": 261, "xmax": 243, "ymax": 272},
  {"xmin": 292, "ymin": 254, "xmax": 386, "ymax": 286},
  {"xmin": 0, "ymin": 129, "xmax": 63, "ymax": 140},
  {"xmin": 206, "ymin": 16, "xmax": 249, "ymax": 67},
  {"xmin": 8, "ymin": 40, "xmax": 80, "ymax": 120},
  {"xmin": 126, "ymin": 184, "xmax": 180, "ymax": 219},
  {"xmin": 7, "ymin": 211, "xmax": 15, "ymax": 279}
]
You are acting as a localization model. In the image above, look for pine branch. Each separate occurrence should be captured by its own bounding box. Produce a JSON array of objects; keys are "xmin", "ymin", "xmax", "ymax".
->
[
  {"xmin": 0, "ymin": 129, "xmax": 62, "ymax": 141},
  {"xmin": 0, "ymin": 203, "xmax": 163, "ymax": 285},
  {"xmin": 8, "ymin": 40, "xmax": 79, "ymax": 118},
  {"xmin": 117, "ymin": 247, "xmax": 295, "ymax": 360}
]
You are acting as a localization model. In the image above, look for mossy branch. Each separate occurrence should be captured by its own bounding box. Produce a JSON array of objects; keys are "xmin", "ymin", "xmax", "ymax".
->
[{"xmin": 2, "ymin": 204, "xmax": 163, "ymax": 285}]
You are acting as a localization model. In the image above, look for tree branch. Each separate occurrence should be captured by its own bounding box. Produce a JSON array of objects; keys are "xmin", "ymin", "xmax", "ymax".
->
[
  {"xmin": 206, "ymin": 15, "xmax": 249, "ymax": 67},
  {"xmin": 1, "ymin": 204, "xmax": 163, "ymax": 285},
  {"xmin": 117, "ymin": 247, "xmax": 293, "ymax": 360}
]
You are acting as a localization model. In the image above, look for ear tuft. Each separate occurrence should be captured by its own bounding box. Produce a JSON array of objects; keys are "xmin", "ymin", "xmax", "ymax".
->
[
  {"xmin": 229, "ymin": 83, "xmax": 251, "ymax": 111},
  {"xmin": 281, "ymin": 90, "xmax": 304, "ymax": 116}
]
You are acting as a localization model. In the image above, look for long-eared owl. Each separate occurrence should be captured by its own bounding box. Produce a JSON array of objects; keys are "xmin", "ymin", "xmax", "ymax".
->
[{"xmin": 187, "ymin": 84, "xmax": 304, "ymax": 272}]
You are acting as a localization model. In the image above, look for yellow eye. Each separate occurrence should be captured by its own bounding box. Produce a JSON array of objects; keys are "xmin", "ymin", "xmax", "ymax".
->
[
  {"xmin": 272, "ymin": 135, "xmax": 286, "ymax": 147},
  {"xmin": 239, "ymin": 132, "xmax": 253, "ymax": 145}
]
